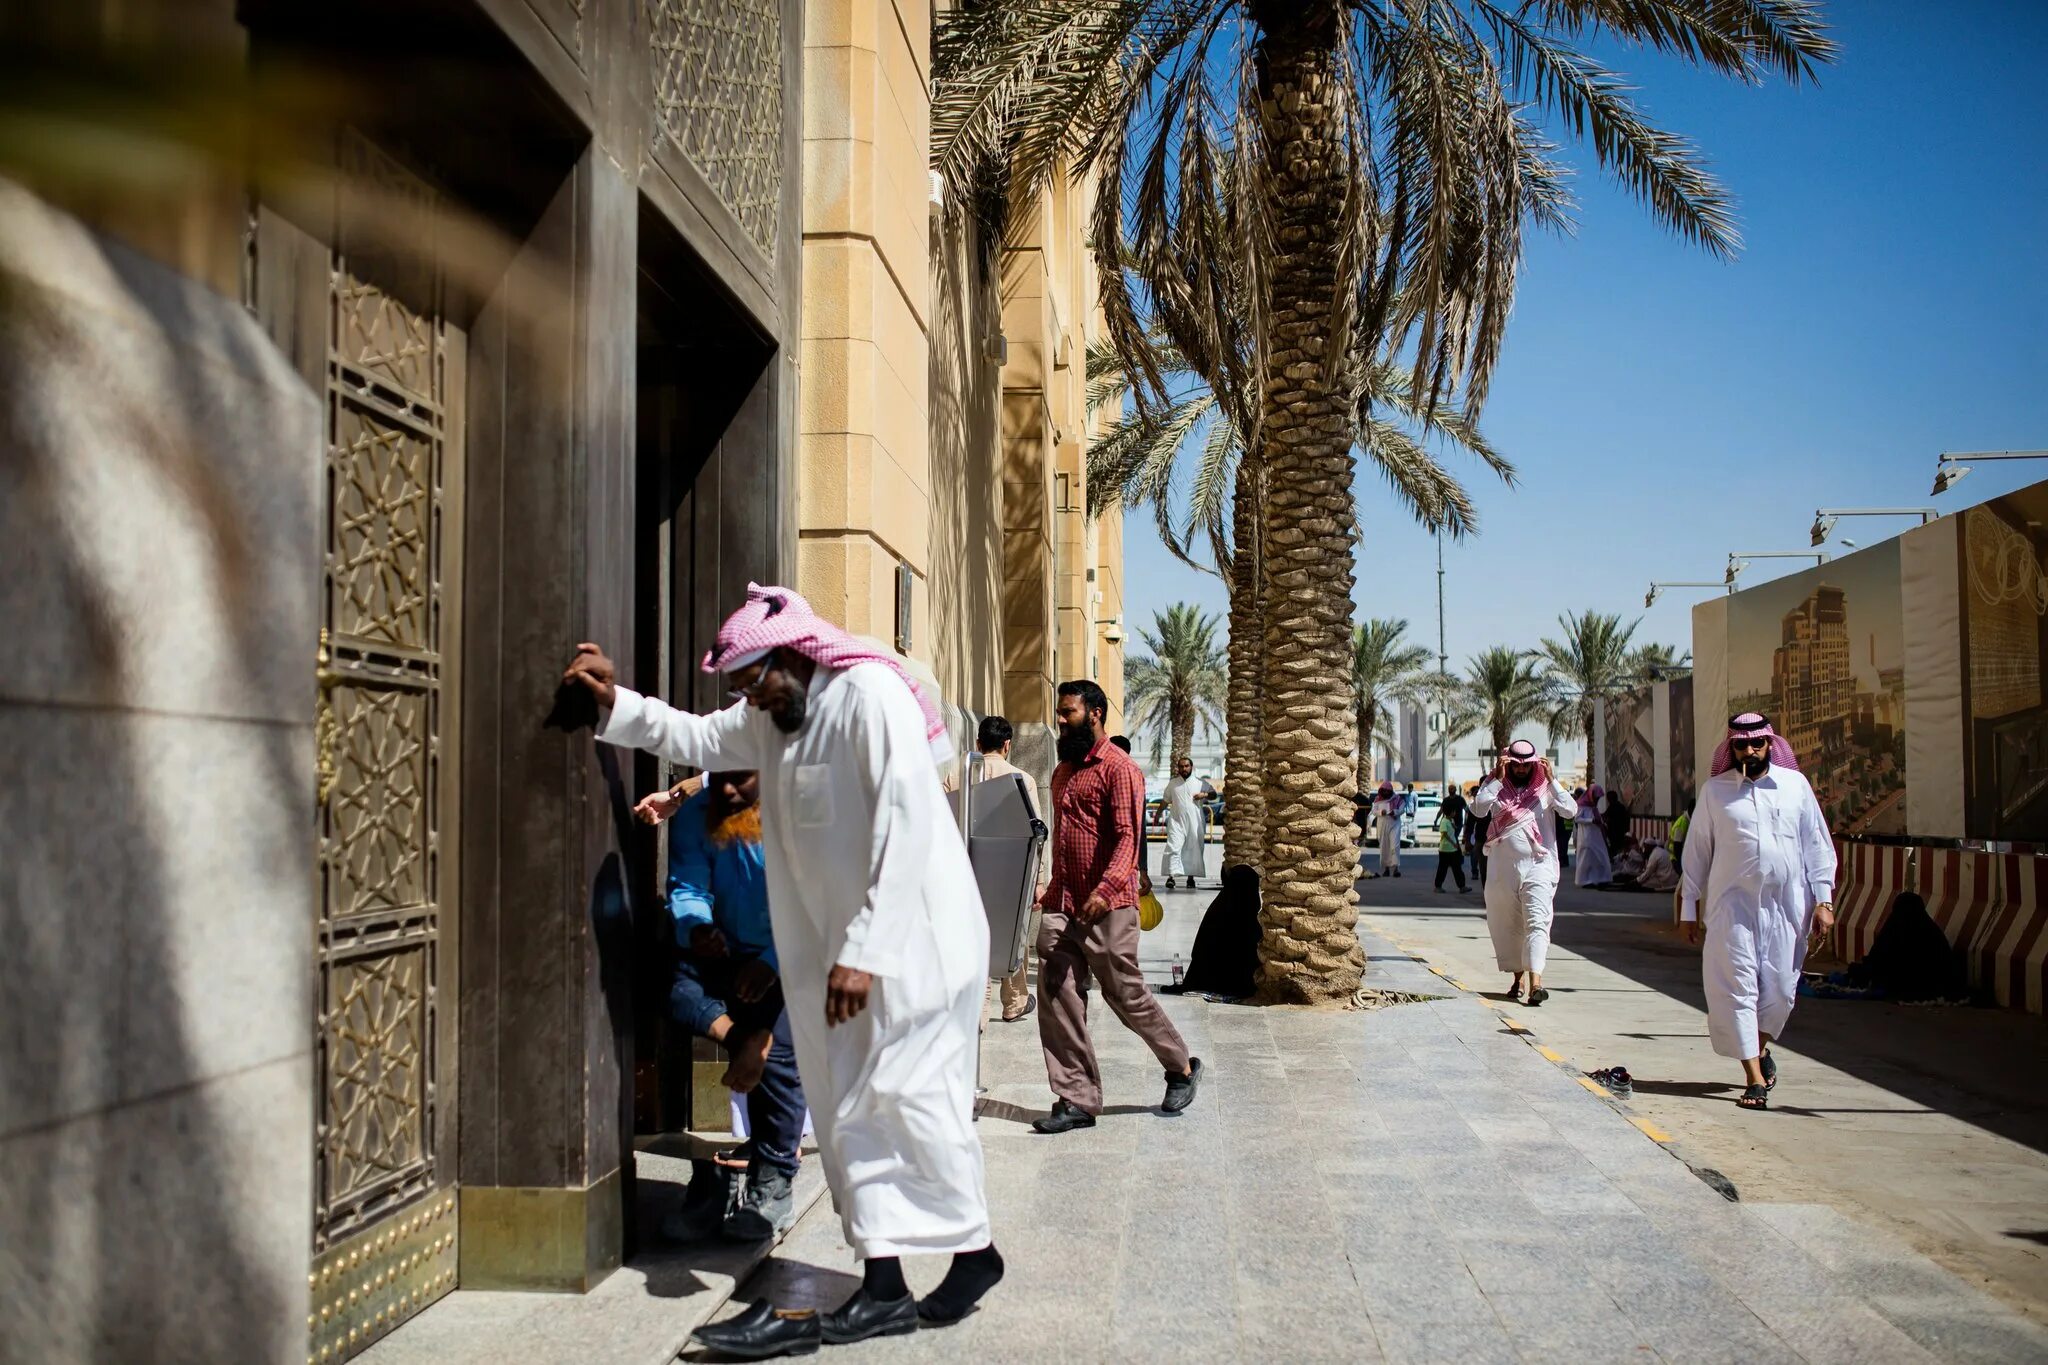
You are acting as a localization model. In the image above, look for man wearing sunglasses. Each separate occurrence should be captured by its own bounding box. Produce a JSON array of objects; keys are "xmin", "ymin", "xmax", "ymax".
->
[
  {"xmin": 563, "ymin": 583, "xmax": 1002, "ymax": 1356},
  {"xmin": 1680, "ymin": 713, "xmax": 1837, "ymax": 1112}
]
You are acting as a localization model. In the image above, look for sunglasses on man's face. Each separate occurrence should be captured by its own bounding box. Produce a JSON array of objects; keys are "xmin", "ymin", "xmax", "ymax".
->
[
  {"xmin": 1730, "ymin": 737, "xmax": 1772, "ymax": 753},
  {"xmin": 727, "ymin": 665, "xmax": 774, "ymax": 703}
]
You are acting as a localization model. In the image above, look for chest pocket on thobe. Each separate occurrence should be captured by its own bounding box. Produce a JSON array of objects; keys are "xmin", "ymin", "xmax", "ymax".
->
[{"xmin": 794, "ymin": 764, "xmax": 836, "ymax": 827}]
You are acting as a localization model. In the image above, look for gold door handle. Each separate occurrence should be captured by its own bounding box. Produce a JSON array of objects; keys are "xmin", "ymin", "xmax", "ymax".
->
[{"xmin": 316, "ymin": 629, "xmax": 342, "ymax": 807}]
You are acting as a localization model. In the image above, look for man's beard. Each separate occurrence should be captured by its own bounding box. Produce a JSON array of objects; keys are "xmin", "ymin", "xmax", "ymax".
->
[
  {"xmin": 1740, "ymin": 753, "xmax": 1770, "ymax": 779},
  {"xmin": 1056, "ymin": 722, "xmax": 1093, "ymax": 765},
  {"xmin": 770, "ymin": 686, "xmax": 808, "ymax": 734},
  {"xmin": 1506, "ymin": 768, "xmax": 1533, "ymax": 788},
  {"xmin": 708, "ymin": 803, "xmax": 762, "ymax": 848}
]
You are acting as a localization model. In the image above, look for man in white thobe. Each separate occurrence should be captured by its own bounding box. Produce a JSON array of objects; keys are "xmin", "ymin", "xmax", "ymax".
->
[
  {"xmin": 562, "ymin": 584, "xmax": 1002, "ymax": 1358},
  {"xmin": 1469, "ymin": 739, "xmax": 1578, "ymax": 1005},
  {"xmin": 1682, "ymin": 713, "xmax": 1836, "ymax": 1111},
  {"xmin": 1160, "ymin": 756, "xmax": 1207, "ymax": 889},
  {"xmin": 1370, "ymin": 782, "xmax": 1404, "ymax": 877}
]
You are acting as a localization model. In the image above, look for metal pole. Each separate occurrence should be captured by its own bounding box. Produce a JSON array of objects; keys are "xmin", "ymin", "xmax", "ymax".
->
[{"xmin": 1436, "ymin": 528, "xmax": 1449, "ymax": 787}]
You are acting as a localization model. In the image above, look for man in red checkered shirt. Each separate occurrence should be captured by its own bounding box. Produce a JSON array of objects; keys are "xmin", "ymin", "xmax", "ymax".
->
[{"xmin": 1031, "ymin": 679, "xmax": 1202, "ymax": 1134}]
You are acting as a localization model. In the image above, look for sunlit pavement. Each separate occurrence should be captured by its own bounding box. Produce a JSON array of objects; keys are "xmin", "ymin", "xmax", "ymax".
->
[{"xmin": 698, "ymin": 874, "xmax": 2048, "ymax": 1363}]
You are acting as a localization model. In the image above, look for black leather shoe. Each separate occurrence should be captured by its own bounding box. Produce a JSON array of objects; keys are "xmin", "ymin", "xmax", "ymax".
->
[
  {"xmin": 820, "ymin": 1288, "xmax": 918, "ymax": 1345},
  {"xmin": 1162, "ymin": 1057, "xmax": 1203, "ymax": 1114},
  {"xmin": 1031, "ymin": 1099, "xmax": 1097, "ymax": 1134},
  {"xmin": 690, "ymin": 1301, "xmax": 820, "ymax": 1359}
]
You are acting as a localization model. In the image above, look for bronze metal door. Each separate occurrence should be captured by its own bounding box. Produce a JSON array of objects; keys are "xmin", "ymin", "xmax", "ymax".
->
[{"xmin": 308, "ymin": 131, "xmax": 464, "ymax": 1363}]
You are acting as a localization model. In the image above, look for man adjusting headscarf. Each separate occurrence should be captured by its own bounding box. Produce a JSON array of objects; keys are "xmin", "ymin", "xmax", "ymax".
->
[
  {"xmin": 1468, "ymin": 740, "xmax": 1578, "ymax": 1006},
  {"xmin": 1681, "ymin": 713, "xmax": 1837, "ymax": 1112},
  {"xmin": 563, "ymin": 584, "xmax": 999, "ymax": 1357}
]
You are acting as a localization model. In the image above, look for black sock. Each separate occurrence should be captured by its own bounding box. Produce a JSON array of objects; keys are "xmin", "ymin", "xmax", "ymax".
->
[
  {"xmin": 863, "ymin": 1256, "xmax": 908, "ymax": 1301},
  {"xmin": 917, "ymin": 1245, "xmax": 1005, "ymax": 1322}
]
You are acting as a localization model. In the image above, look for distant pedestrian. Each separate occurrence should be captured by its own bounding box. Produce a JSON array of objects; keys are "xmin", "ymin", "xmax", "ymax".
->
[
  {"xmin": 1681, "ymin": 713, "xmax": 1837, "ymax": 1112},
  {"xmin": 1463, "ymin": 784, "xmax": 1488, "ymax": 888},
  {"xmin": 1470, "ymin": 740, "xmax": 1576, "ymax": 1005},
  {"xmin": 1371, "ymin": 781, "xmax": 1403, "ymax": 877},
  {"xmin": 1033, "ymin": 680, "xmax": 1202, "ymax": 1134},
  {"xmin": 1160, "ymin": 755, "xmax": 1208, "ymax": 890},
  {"xmin": 1574, "ymin": 785, "xmax": 1614, "ymax": 887},
  {"xmin": 1432, "ymin": 800, "xmax": 1468, "ymax": 893}
]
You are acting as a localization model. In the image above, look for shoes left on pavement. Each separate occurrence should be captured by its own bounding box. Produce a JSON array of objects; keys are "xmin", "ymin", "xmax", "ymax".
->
[
  {"xmin": 1161, "ymin": 1056, "xmax": 1204, "ymax": 1114},
  {"xmin": 820, "ymin": 1288, "xmax": 919, "ymax": 1345},
  {"xmin": 690, "ymin": 1301, "xmax": 820, "ymax": 1360}
]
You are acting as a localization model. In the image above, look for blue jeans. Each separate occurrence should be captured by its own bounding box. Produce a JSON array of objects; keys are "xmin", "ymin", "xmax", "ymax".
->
[{"xmin": 670, "ymin": 956, "xmax": 805, "ymax": 1178}]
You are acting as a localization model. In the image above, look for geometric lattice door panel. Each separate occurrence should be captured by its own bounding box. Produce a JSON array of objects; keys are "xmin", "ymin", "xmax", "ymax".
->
[{"xmin": 310, "ymin": 130, "xmax": 464, "ymax": 1364}]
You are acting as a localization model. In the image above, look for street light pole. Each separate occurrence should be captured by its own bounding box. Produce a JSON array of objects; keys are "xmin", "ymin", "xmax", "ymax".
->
[{"xmin": 1436, "ymin": 527, "xmax": 1449, "ymax": 790}]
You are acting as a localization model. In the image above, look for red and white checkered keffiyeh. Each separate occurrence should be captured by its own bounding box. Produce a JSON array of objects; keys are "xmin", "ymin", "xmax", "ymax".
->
[
  {"xmin": 1709, "ymin": 712, "xmax": 1799, "ymax": 778},
  {"xmin": 703, "ymin": 582, "xmax": 950, "ymax": 761}
]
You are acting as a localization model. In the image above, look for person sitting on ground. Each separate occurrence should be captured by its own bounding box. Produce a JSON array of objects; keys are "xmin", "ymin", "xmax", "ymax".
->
[
  {"xmin": 1635, "ymin": 841, "xmax": 1680, "ymax": 893},
  {"xmin": 1163, "ymin": 865, "xmax": 1262, "ymax": 999},
  {"xmin": 664, "ymin": 770, "xmax": 808, "ymax": 1242}
]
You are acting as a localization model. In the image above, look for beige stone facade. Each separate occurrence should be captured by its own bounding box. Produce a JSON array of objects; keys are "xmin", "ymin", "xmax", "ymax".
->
[{"xmin": 799, "ymin": 0, "xmax": 1124, "ymax": 755}]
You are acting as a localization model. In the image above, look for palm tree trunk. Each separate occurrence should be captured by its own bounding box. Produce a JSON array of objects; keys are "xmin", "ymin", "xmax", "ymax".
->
[
  {"xmin": 1251, "ymin": 5, "xmax": 1362, "ymax": 1006},
  {"xmin": 1223, "ymin": 461, "xmax": 1265, "ymax": 876},
  {"xmin": 1582, "ymin": 703, "xmax": 1598, "ymax": 784},
  {"xmin": 1354, "ymin": 700, "xmax": 1372, "ymax": 795},
  {"xmin": 1170, "ymin": 701, "xmax": 1194, "ymax": 772}
]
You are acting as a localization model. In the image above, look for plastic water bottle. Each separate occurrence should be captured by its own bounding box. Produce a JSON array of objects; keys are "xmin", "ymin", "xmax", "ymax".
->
[{"xmin": 1171, "ymin": 955, "xmax": 1184, "ymax": 987}]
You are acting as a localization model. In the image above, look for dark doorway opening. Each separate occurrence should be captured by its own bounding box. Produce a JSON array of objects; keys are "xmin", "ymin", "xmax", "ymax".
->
[{"xmin": 628, "ymin": 197, "xmax": 783, "ymax": 1192}]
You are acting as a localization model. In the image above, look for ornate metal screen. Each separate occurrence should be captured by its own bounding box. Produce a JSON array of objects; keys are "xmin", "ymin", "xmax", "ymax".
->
[
  {"xmin": 310, "ymin": 131, "xmax": 461, "ymax": 1363},
  {"xmin": 650, "ymin": 0, "xmax": 783, "ymax": 260}
]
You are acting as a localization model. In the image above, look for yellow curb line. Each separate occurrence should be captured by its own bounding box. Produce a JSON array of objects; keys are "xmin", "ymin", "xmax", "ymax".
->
[
  {"xmin": 1577, "ymin": 1076, "xmax": 1612, "ymax": 1097},
  {"xmin": 1536, "ymin": 1045, "xmax": 1565, "ymax": 1063},
  {"xmin": 1629, "ymin": 1116, "xmax": 1674, "ymax": 1143}
]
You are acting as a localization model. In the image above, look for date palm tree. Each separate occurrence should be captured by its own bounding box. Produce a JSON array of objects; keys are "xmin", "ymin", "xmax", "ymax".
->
[
  {"xmin": 1467, "ymin": 645, "xmax": 1547, "ymax": 754},
  {"xmin": 1124, "ymin": 604, "xmax": 1228, "ymax": 771},
  {"xmin": 936, "ymin": 0, "xmax": 1833, "ymax": 1003},
  {"xmin": 1085, "ymin": 335, "xmax": 1509, "ymax": 874},
  {"xmin": 1535, "ymin": 611, "xmax": 1641, "ymax": 784},
  {"xmin": 1351, "ymin": 619, "xmax": 1431, "ymax": 794}
]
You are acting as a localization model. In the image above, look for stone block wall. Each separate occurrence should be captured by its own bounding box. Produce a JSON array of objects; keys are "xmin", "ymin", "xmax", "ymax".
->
[{"xmin": 0, "ymin": 179, "xmax": 319, "ymax": 1363}]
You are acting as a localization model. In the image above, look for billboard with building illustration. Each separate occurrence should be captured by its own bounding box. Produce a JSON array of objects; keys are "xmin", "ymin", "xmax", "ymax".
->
[
  {"xmin": 1723, "ymin": 541, "xmax": 1908, "ymax": 836},
  {"xmin": 1959, "ymin": 489, "xmax": 2048, "ymax": 841}
]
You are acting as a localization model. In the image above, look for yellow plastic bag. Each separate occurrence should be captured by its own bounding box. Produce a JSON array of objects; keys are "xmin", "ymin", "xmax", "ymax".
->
[{"xmin": 1138, "ymin": 891, "xmax": 1165, "ymax": 932}]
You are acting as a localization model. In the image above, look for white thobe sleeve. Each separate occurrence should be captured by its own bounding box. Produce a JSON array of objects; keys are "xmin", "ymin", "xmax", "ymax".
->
[
  {"xmin": 1679, "ymin": 800, "xmax": 1716, "ymax": 923},
  {"xmin": 1800, "ymin": 786, "xmax": 1837, "ymax": 905},
  {"xmin": 1546, "ymin": 782, "xmax": 1577, "ymax": 817},
  {"xmin": 598, "ymin": 685, "xmax": 764, "ymax": 771},
  {"xmin": 1469, "ymin": 780, "xmax": 1502, "ymax": 816},
  {"xmin": 836, "ymin": 678, "xmax": 934, "ymax": 979}
]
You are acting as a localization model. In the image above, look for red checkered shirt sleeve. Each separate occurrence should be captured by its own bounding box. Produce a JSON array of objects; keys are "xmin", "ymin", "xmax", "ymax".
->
[{"xmin": 1093, "ymin": 756, "xmax": 1142, "ymax": 908}]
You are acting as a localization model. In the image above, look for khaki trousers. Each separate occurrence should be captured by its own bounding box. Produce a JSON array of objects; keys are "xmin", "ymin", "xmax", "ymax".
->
[{"xmin": 1037, "ymin": 903, "xmax": 1190, "ymax": 1113}]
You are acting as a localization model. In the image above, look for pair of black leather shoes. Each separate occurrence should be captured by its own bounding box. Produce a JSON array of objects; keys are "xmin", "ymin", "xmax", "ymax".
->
[{"xmin": 691, "ymin": 1290, "xmax": 918, "ymax": 1359}]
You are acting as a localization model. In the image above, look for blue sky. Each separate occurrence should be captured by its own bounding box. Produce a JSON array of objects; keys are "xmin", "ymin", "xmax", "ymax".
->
[{"xmin": 1117, "ymin": 1, "xmax": 2048, "ymax": 675}]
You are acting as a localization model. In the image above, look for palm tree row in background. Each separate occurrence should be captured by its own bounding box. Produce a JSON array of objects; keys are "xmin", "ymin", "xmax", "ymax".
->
[
  {"xmin": 937, "ymin": 0, "xmax": 1831, "ymax": 1003},
  {"xmin": 1123, "ymin": 604, "xmax": 1228, "ymax": 771}
]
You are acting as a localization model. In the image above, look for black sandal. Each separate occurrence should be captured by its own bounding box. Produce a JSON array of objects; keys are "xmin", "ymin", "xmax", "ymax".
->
[
  {"xmin": 1737, "ymin": 1084, "xmax": 1770, "ymax": 1110},
  {"xmin": 1526, "ymin": 987, "xmax": 1550, "ymax": 1007},
  {"xmin": 1760, "ymin": 1050, "xmax": 1777, "ymax": 1091}
]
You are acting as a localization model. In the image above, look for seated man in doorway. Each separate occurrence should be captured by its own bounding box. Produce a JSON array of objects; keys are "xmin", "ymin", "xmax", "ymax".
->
[{"xmin": 665, "ymin": 769, "xmax": 808, "ymax": 1242}]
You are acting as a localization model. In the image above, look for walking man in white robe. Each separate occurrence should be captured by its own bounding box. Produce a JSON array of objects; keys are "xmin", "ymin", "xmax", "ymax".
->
[
  {"xmin": 561, "ymin": 583, "xmax": 1002, "ymax": 1357},
  {"xmin": 1682, "ymin": 713, "xmax": 1836, "ymax": 1112},
  {"xmin": 1469, "ymin": 740, "xmax": 1577, "ymax": 1006},
  {"xmin": 1160, "ymin": 756, "xmax": 1207, "ymax": 889}
]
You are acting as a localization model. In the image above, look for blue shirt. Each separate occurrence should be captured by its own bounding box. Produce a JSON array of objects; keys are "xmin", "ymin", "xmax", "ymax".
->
[{"xmin": 666, "ymin": 791, "xmax": 776, "ymax": 972}]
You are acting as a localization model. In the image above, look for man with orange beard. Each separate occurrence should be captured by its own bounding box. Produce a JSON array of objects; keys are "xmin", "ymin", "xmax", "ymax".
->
[{"xmin": 663, "ymin": 770, "xmax": 808, "ymax": 1242}]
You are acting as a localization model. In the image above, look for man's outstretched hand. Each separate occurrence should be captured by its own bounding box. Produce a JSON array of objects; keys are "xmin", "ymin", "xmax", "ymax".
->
[
  {"xmin": 826, "ymin": 964, "xmax": 873, "ymax": 1026},
  {"xmin": 563, "ymin": 643, "xmax": 617, "ymax": 710}
]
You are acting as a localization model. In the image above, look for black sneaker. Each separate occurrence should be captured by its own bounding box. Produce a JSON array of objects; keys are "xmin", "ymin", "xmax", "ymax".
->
[
  {"xmin": 723, "ymin": 1163, "xmax": 796, "ymax": 1241},
  {"xmin": 1032, "ymin": 1099, "xmax": 1097, "ymax": 1134},
  {"xmin": 1161, "ymin": 1057, "xmax": 1203, "ymax": 1114}
]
